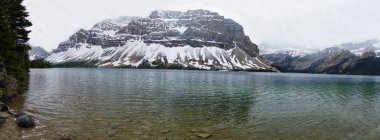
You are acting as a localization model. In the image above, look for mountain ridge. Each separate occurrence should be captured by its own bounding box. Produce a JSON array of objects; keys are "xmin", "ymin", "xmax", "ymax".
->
[
  {"xmin": 262, "ymin": 39, "xmax": 380, "ymax": 75},
  {"xmin": 45, "ymin": 9, "xmax": 277, "ymax": 71}
]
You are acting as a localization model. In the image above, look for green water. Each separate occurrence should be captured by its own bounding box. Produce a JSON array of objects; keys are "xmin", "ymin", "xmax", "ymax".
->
[{"xmin": 13, "ymin": 68, "xmax": 380, "ymax": 139}]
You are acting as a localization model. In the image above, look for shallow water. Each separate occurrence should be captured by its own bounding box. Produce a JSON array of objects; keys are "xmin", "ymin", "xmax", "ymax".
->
[{"xmin": 11, "ymin": 68, "xmax": 380, "ymax": 139}]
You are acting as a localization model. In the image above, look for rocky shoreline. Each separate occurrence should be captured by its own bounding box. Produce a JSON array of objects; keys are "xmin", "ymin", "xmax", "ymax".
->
[
  {"xmin": 0, "ymin": 58, "xmax": 54, "ymax": 139},
  {"xmin": 0, "ymin": 111, "xmax": 22, "ymax": 140},
  {"xmin": 0, "ymin": 103, "xmax": 29, "ymax": 140},
  {"xmin": 0, "ymin": 100, "xmax": 63, "ymax": 140},
  {"xmin": 0, "ymin": 56, "xmax": 23, "ymax": 139},
  {"xmin": 0, "ymin": 101, "xmax": 36, "ymax": 139}
]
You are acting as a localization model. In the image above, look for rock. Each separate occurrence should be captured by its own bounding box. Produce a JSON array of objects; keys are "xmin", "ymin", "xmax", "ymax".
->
[
  {"xmin": 0, "ymin": 102, "xmax": 9, "ymax": 112},
  {"xmin": 123, "ymin": 118, "xmax": 132, "ymax": 122},
  {"xmin": 189, "ymin": 136, "xmax": 198, "ymax": 139},
  {"xmin": 94, "ymin": 118, "xmax": 103, "ymax": 121},
  {"xmin": 141, "ymin": 120, "xmax": 152, "ymax": 126},
  {"xmin": 24, "ymin": 107, "xmax": 34, "ymax": 112},
  {"xmin": 188, "ymin": 129, "xmax": 197, "ymax": 133},
  {"xmin": 159, "ymin": 129, "xmax": 170, "ymax": 134},
  {"xmin": 110, "ymin": 122, "xmax": 120, "ymax": 129},
  {"xmin": 213, "ymin": 124, "xmax": 230, "ymax": 130},
  {"xmin": 61, "ymin": 133, "xmax": 75, "ymax": 140},
  {"xmin": 155, "ymin": 120, "xmax": 164, "ymax": 123},
  {"xmin": 196, "ymin": 133, "xmax": 212, "ymax": 139},
  {"xmin": 0, "ymin": 113, "xmax": 6, "ymax": 127},
  {"xmin": 157, "ymin": 137, "xmax": 167, "ymax": 140},
  {"xmin": 107, "ymin": 130, "xmax": 116, "ymax": 137},
  {"xmin": 90, "ymin": 136, "xmax": 106, "ymax": 140},
  {"xmin": 132, "ymin": 131, "xmax": 143, "ymax": 135},
  {"xmin": 141, "ymin": 125, "xmax": 152, "ymax": 131},
  {"xmin": 15, "ymin": 112, "xmax": 36, "ymax": 128}
]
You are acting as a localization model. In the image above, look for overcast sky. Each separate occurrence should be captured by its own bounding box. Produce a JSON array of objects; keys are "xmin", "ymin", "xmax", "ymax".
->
[{"xmin": 24, "ymin": 0, "xmax": 380, "ymax": 51}]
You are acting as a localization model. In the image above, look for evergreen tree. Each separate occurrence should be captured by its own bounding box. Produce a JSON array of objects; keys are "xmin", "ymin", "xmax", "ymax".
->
[
  {"xmin": 0, "ymin": 0, "xmax": 32, "ymax": 92},
  {"xmin": 7, "ymin": 0, "xmax": 32, "ymax": 44}
]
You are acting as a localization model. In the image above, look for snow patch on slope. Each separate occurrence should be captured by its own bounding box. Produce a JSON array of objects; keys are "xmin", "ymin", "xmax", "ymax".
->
[
  {"xmin": 46, "ymin": 44, "xmax": 103, "ymax": 62},
  {"xmin": 173, "ymin": 26, "xmax": 188, "ymax": 34},
  {"xmin": 47, "ymin": 40, "xmax": 269, "ymax": 70}
]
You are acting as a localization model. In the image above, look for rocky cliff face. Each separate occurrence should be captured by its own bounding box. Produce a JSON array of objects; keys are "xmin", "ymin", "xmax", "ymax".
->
[
  {"xmin": 262, "ymin": 39, "xmax": 380, "ymax": 75},
  {"xmin": 46, "ymin": 10, "xmax": 276, "ymax": 71}
]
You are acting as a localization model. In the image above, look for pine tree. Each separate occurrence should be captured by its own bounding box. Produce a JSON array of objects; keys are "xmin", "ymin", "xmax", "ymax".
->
[
  {"xmin": 7, "ymin": 0, "xmax": 32, "ymax": 44},
  {"xmin": 0, "ymin": 0, "xmax": 32, "ymax": 92}
]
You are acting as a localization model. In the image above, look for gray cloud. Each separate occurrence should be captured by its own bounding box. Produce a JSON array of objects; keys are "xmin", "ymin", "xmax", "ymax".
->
[{"xmin": 24, "ymin": 0, "xmax": 380, "ymax": 51}]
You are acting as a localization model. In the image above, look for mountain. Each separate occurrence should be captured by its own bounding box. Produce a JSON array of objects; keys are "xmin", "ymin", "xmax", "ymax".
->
[
  {"xmin": 29, "ymin": 46, "xmax": 49, "ymax": 60},
  {"xmin": 262, "ymin": 39, "xmax": 380, "ymax": 75},
  {"xmin": 46, "ymin": 10, "xmax": 276, "ymax": 71}
]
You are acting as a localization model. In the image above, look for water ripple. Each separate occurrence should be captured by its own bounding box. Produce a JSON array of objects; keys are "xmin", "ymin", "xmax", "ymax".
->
[{"xmin": 11, "ymin": 69, "xmax": 380, "ymax": 139}]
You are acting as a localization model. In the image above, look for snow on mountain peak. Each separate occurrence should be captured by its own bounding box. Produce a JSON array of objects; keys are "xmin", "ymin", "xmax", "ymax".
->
[
  {"xmin": 92, "ymin": 16, "xmax": 142, "ymax": 31},
  {"xmin": 149, "ymin": 10, "xmax": 183, "ymax": 19}
]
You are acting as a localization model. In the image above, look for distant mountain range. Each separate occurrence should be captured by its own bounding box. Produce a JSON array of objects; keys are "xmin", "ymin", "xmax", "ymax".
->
[
  {"xmin": 262, "ymin": 39, "xmax": 380, "ymax": 75},
  {"xmin": 31, "ymin": 38, "xmax": 380, "ymax": 75},
  {"xmin": 29, "ymin": 46, "xmax": 49, "ymax": 60},
  {"xmin": 40, "ymin": 9, "xmax": 276, "ymax": 71},
  {"xmin": 29, "ymin": 9, "xmax": 380, "ymax": 75}
]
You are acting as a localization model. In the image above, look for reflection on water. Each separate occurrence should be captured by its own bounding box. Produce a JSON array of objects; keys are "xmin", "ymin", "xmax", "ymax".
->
[{"xmin": 11, "ymin": 68, "xmax": 380, "ymax": 139}]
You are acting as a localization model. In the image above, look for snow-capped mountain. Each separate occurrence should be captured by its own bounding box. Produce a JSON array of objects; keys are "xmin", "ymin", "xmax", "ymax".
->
[
  {"xmin": 29, "ymin": 46, "xmax": 49, "ymax": 60},
  {"xmin": 261, "ymin": 39, "xmax": 380, "ymax": 75},
  {"xmin": 334, "ymin": 39, "xmax": 380, "ymax": 56},
  {"xmin": 46, "ymin": 10, "xmax": 276, "ymax": 71}
]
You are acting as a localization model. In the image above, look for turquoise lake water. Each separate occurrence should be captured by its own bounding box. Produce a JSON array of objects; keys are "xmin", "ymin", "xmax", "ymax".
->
[{"xmin": 13, "ymin": 68, "xmax": 380, "ymax": 139}]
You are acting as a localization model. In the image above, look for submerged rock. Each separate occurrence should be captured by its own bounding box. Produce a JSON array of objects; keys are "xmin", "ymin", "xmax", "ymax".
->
[
  {"xmin": 157, "ymin": 137, "xmax": 168, "ymax": 140},
  {"xmin": 196, "ymin": 133, "xmax": 212, "ymax": 139},
  {"xmin": 15, "ymin": 112, "xmax": 36, "ymax": 128},
  {"xmin": 159, "ymin": 129, "xmax": 170, "ymax": 134},
  {"xmin": 107, "ymin": 130, "xmax": 117, "ymax": 137},
  {"xmin": 110, "ymin": 122, "xmax": 120, "ymax": 129},
  {"xmin": 141, "ymin": 125, "xmax": 152, "ymax": 131},
  {"xmin": 61, "ymin": 133, "xmax": 75, "ymax": 140},
  {"xmin": 123, "ymin": 118, "xmax": 132, "ymax": 122},
  {"xmin": 90, "ymin": 136, "xmax": 106, "ymax": 140},
  {"xmin": 94, "ymin": 118, "xmax": 104, "ymax": 121},
  {"xmin": 132, "ymin": 131, "xmax": 143, "ymax": 135}
]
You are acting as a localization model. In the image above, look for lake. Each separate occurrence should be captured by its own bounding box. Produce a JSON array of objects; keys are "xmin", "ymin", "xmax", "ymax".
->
[{"xmin": 10, "ymin": 68, "xmax": 380, "ymax": 139}]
